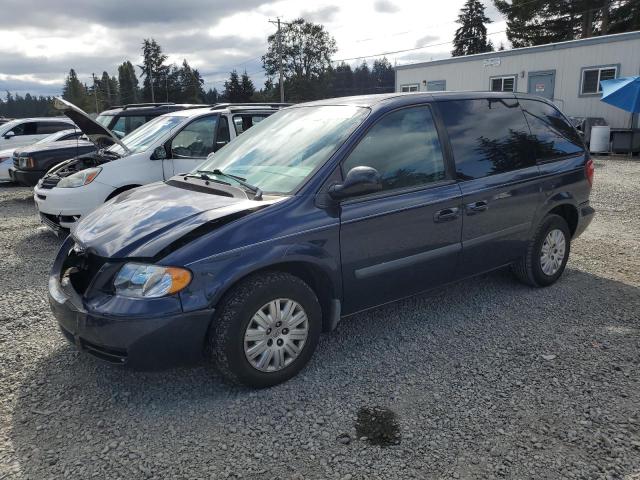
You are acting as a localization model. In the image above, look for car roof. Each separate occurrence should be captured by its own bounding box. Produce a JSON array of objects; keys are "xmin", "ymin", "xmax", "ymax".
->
[
  {"xmin": 296, "ymin": 91, "xmax": 555, "ymax": 107},
  {"xmin": 161, "ymin": 106, "xmax": 281, "ymax": 118},
  {"xmin": 11, "ymin": 117, "xmax": 74, "ymax": 122},
  {"xmin": 99, "ymin": 104, "xmax": 209, "ymax": 116}
]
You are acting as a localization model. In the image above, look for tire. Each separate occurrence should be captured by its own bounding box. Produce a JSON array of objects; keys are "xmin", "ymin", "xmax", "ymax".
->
[
  {"xmin": 512, "ymin": 214, "xmax": 571, "ymax": 287},
  {"xmin": 210, "ymin": 271, "xmax": 322, "ymax": 388}
]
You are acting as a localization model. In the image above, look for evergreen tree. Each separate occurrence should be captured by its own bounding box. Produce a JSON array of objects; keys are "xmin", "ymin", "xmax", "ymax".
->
[
  {"xmin": 223, "ymin": 70, "xmax": 244, "ymax": 102},
  {"xmin": 494, "ymin": 0, "xmax": 640, "ymax": 47},
  {"xmin": 0, "ymin": 92, "xmax": 55, "ymax": 118},
  {"xmin": 62, "ymin": 69, "xmax": 89, "ymax": 109},
  {"xmin": 354, "ymin": 61, "xmax": 373, "ymax": 94},
  {"xmin": 371, "ymin": 58, "xmax": 395, "ymax": 93},
  {"xmin": 138, "ymin": 39, "xmax": 168, "ymax": 102},
  {"xmin": 203, "ymin": 88, "xmax": 219, "ymax": 104},
  {"xmin": 332, "ymin": 63, "xmax": 354, "ymax": 97},
  {"xmin": 240, "ymin": 71, "xmax": 256, "ymax": 101},
  {"xmin": 179, "ymin": 60, "xmax": 205, "ymax": 103},
  {"xmin": 452, "ymin": 0, "xmax": 493, "ymax": 56},
  {"xmin": 118, "ymin": 60, "xmax": 139, "ymax": 104}
]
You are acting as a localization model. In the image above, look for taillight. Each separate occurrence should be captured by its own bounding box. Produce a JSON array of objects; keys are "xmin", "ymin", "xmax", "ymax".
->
[{"xmin": 585, "ymin": 158, "xmax": 594, "ymax": 187}]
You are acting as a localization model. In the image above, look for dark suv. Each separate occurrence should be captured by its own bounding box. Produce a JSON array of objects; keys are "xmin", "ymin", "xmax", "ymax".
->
[
  {"xmin": 95, "ymin": 103, "xmax": 205, "ymax": 138},
  {"xmin": 48, "ymin": 92, "xmax": 594, "ymax": 387}
]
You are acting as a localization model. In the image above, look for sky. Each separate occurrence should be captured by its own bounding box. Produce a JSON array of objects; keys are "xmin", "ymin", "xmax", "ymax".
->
[{"xmin": 0, "ymin": 0, "xmax": 508, "ymax": 98}]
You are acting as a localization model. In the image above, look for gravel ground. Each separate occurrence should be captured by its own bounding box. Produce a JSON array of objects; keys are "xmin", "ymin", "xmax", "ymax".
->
[{"xmin": 0, "ymin": 158, "xmax": 639, "ymax": 480}]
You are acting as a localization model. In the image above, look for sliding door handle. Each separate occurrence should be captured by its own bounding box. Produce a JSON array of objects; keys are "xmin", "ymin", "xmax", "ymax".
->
[
  {"xmin": 465, "ymin": 200, "xmax": 488, "ymax": 214},
  {"xmin": 434, "ymin": 207, "xmax": 460, "ymax": 222}
]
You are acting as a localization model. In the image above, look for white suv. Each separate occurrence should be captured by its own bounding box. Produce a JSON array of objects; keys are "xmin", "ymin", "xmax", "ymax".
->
[
  {"xmin": 34, "ymin": 98, "xmax": 287, "ymax": 233},
  {"xmin": 0, "ymin": 117, "xmax": 75, "ymax": 149}
]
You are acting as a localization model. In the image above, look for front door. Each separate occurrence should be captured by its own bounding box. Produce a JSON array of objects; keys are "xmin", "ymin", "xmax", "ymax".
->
[
  {"xmin": 436, "ymin": 97, "xmax": 542, "ymax": 277},
  {"xmin": 166, "ymin": 115, "xmax": 231, "ymax": 177},
  {"xmin": 339, "ymin": 105, "xmax": 462, "ymax": 314},
  {"xmin": 528, "ymin": 71, "xmax": 555, "ymax": 100}
]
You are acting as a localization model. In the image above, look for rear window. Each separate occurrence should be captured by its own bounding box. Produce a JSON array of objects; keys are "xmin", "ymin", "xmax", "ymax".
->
[
  {"xmin": 37, "ymin": 121, "xmax": 71, "ymax": 134},
  {"xmin": 519, "ymin": 99, "xmax": 584, "ymax": 161},
  {"xmin": 437, "ymin": 98, "xmax": 535, "ymax": 180}
]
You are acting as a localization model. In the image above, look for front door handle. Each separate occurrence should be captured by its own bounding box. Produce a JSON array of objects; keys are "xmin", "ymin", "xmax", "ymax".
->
[
  {"xmin": 434, "ymin": 207, "xmax": 460, "ymax": 223},
  {"xmin": 465, "ymin": 200, "xmax": 489, "ymax": 214}
]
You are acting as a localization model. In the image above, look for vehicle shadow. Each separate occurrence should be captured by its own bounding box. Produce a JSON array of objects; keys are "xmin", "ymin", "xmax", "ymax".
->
[{"xmin": 9, "ymin": 268, "xmax": 640, "ymax": 478}]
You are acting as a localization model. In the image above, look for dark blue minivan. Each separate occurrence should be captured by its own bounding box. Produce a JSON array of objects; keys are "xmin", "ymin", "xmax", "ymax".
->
[{"xmin": 49, "ymin": 92, "xmax": 595, "ymax": 387}]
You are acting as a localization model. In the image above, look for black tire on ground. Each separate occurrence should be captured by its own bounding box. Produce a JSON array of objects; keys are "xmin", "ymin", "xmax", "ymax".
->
[
  {"xmin": 210, "ymin": 271, "xmax": 322, "ymax": 388},
  {"xmin": 512, "ymin": 214, "xmax": 571, "ymax": 287}
]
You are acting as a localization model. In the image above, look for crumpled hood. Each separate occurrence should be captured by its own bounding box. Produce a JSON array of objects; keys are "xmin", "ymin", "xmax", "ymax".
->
[{"xmin": 72, "ymin": 181, "xmax": 279, "ymax": 258}]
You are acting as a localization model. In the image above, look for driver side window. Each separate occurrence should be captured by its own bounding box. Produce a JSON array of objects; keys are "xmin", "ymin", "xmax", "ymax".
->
[
  {"xmin": 342, "ymin": 105, "xmax": 446, "ymax": 193},
  {"xmin": 171, "ymin": 116, "xmax": 217, "ymax": 158}
]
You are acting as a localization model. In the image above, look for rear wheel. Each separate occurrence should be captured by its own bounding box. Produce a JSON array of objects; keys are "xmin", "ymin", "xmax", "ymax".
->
[
  {"xmin": 512, "ymin": 214, "xmax": 571, "ymax": 287},
  {"xmin": 210, "ymin": 272, "xmax": 321, "ymax": 388}
]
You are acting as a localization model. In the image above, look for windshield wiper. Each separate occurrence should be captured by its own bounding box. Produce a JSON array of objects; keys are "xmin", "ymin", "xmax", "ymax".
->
[
  {"xmin": 183, "ymin": 172, "xmax": 231, "ymax": 186},
  {"xmin": 198, "ymin": 169, "xmax": 263, "ymax": 200}
]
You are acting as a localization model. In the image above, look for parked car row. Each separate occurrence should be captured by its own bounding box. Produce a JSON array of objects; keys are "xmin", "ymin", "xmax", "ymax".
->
[
  {"xmin": 42, "ymin": 92, "xmax": 594, "ymax": 388},
  {"xmin": 33, "ymin": 99, "xmax": 285, "ymax": 232}
]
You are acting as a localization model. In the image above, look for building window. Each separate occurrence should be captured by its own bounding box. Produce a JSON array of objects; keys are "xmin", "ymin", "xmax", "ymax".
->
[
  {"xmin": 490, "ymin": 76, "xmax": 516, "ymax": 92},
  {"xmin": 400, "ymin": 84, "xmax": 419, "ymax": 92},
  {"xmin": 581, "ymin": 66, "xmax": 617, "ymax": 94}
]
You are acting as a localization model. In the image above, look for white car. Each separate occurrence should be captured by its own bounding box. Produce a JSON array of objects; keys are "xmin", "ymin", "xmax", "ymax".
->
[
  {"xmin": 34, "ymin": 98, "xmax": 287, "ymax": 232},
  {"xmin": 0, "ymin": 117, "xmax": 75, "ymax": 150},
  {"xmin": 0, "ymin": 128, "xmax": 83, "ymax": 182}
]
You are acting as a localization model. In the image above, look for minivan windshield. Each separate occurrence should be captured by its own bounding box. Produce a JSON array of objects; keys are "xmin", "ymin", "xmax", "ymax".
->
[
  {"xmin": 196, "ymin": 105, "xmax": 369, "ymax": 194},
  {"xmin": 108, "ymin": 115, "xmax": 183, "ymax": 155}
]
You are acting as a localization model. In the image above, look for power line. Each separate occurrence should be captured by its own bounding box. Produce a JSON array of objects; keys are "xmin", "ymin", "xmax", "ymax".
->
[{"xmin": 331, "ymin": 2, "xmax": 622, "ymax": 64}]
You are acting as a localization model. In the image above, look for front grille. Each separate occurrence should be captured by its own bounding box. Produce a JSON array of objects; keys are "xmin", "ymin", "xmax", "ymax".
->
[
  {"xmin": 80, "ymin": 338, "xmax": 127, "ymax": 364},
  {"xmin": 40, "ymin": 176, "xmax": 61, "ymax": 189},
  {"xmin": 40, "ymin": 212, "xmax": 62, "ymax": 232}
]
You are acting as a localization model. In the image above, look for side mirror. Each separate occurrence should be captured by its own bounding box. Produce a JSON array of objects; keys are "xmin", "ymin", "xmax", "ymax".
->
[
  {"xmin": 328, "ymin": 166, "xmax": 382, "ymax": 200},
  {"xmin": 151, "ymin": 145, "xmax": 167, "ymax": 160},
  {"xmin": 4, "ymin": 131, "xmax": 15, "ymax": 139}
]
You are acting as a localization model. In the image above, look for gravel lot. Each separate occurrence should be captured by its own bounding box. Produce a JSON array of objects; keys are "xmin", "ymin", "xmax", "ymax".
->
[{"xmin": 1, "ymin": 158, "xmax": 639, "ymax": 480}]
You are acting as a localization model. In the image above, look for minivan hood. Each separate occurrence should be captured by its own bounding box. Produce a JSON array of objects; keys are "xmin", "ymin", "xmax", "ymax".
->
[
  {"xmin": 53, "ymin": 97, "xmax": 130, "ymax": 154},
  {"xmin": 73, "ymin": 181, "xmax": 280, "ymax": 258}
]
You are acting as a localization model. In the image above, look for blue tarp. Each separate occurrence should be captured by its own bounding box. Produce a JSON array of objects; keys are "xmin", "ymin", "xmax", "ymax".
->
[{"xmin": 600, "ymin": 76, "xmax": 640, "ymax": 113}]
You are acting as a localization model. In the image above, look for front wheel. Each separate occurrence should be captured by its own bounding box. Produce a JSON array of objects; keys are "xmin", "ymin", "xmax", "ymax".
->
[
  {"xmin": 210, "ymin": 272, "xmax": 322, "ymax": 388},
  {"xmin": 512, "ymin": 214, "xmax": 571, "ymax": 287}
]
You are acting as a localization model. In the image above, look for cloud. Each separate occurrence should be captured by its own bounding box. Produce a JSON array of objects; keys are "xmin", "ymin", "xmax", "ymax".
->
[
  {"xmin": 415, "ymin": 35, "xmax": 438, "ymax": 48},
  {"xmin": 300, "ymin": 5, "xmax": 340, "ymax": 23},
  {"xmin": 0, "ymin": 0, "xmax": 269, "ymax": 29},
  {"xmin": 374, "ymin": 0, "xmax": 399, "ymax": 13}
]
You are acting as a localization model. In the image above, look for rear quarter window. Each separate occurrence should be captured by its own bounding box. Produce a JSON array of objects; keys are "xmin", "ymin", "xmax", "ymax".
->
[
  {"xmin": 519, "ymin": 99, "xmax": 584, "ymax": 161},
  {"xmin": 437, "ymin": 98, "xmax": 536, "ymax": 180}
]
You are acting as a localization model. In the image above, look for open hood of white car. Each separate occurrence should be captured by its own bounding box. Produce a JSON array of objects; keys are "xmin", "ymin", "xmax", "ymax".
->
[{"xmin": 53, "ymin": 97, "xmax": 131, "ymax": 155}]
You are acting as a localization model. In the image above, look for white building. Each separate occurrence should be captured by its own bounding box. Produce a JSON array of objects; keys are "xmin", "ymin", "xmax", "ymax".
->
[{"xmin": 394, "ymin": 31, "xmax": 640, "ymax": 128}]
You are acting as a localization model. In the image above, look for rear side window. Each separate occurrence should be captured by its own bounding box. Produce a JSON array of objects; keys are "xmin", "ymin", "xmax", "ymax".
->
[
  {"xmin": 342, "ymin": 105, "xmax": 446, "ymax": 192},
  {"xmin": 232, "ymin": 114, "xmax": 269, "ymax": 135},
  {"xmin": 519, "ymin": 100, "xmax": 584, "ymax": 161},
  {"xmin": 438, "ymin": 98, "xmax": 535, "ymax": 180},
  {"xmin": 38, "ymin": 121, "xmax": 71, "ymax": 134}
]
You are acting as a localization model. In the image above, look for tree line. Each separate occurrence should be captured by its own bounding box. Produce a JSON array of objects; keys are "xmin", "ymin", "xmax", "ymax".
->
[{"xmin": 1, "ymin": 0, "xmax": 639, "ymax": 118}]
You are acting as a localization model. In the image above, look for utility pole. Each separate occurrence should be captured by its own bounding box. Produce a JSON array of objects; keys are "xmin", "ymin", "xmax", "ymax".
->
[
  {"xmin": 269, "ymin": 18, "xmax": 289, "ymax": 103},
  {"xmin": 277, "ymin": 18, "xmax": 284, "ymax": 103},
  {"xmin": 91, "ymin": 73, "xmax": 99, "ymax": 113},
  {"xmin": 148, "ymin": 60, "xmax": 155, "ymax": 102}
]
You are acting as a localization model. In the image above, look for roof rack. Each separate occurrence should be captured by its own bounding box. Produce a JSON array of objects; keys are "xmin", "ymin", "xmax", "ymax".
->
[
  {"xmin": 210, "ymin": 102, "xmax": 292, "ymax": 111},
  {"xmin": 120, "ymin": 102, "xmax": 176, "ymax": 110}
]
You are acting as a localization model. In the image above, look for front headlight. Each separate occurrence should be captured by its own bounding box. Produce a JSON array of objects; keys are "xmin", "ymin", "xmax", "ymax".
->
[
  {"xmin": 57, "ymin": 167, "xmax": 101, "ymax": 188},
  {"xmin": 113, "ymin": 263, "xmax": 192, "ymax": 298},
  {"xmin": 18, "ymin": 157, "xmax": 35, "ymax": 169}
]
